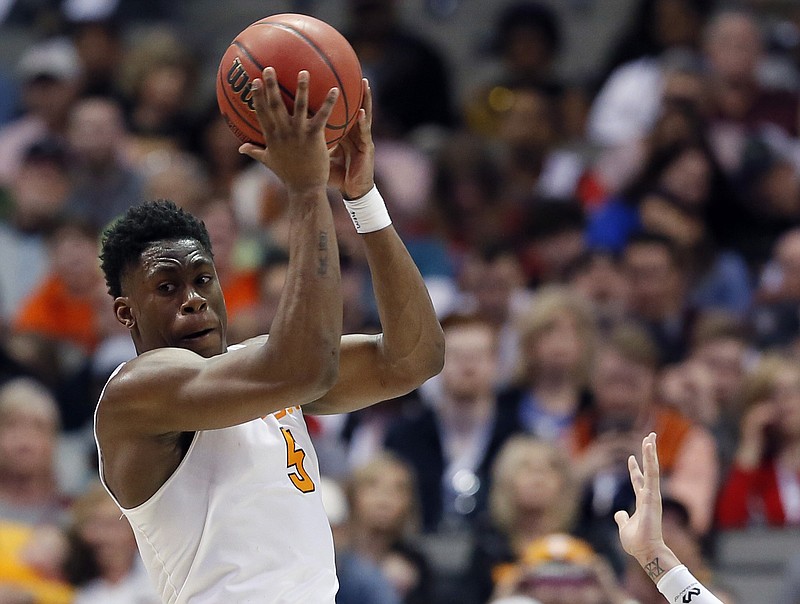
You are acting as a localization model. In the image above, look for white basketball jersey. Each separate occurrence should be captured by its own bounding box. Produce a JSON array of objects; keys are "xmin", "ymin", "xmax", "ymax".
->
[{"xmin": 94, "ymin": 365, "xmax": 338, "ymax": 604}]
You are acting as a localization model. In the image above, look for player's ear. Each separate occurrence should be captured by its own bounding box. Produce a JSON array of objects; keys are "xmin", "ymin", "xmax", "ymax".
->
[{"xmin": 114, "ymin": 297, "xmax": 135, "ymax": 329}]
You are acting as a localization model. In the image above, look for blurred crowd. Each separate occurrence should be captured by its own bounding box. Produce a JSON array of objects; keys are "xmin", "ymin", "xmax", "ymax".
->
[{"xmin": 2, "ymin": 0, "xmax": 800, "ymax": 603}]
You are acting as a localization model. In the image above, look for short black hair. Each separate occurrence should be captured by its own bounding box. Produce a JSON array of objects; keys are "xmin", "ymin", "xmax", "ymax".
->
[
  {"xmin": 100, "ymin": 199, "xmax": 213, "ymax": 298},
  {"xmin": 624, "ymin": 231, "xmax": 684, "ymax": 269},
  {"xmin": 494, "ymin": 1, "xmax": 562, "ymax": 57}
]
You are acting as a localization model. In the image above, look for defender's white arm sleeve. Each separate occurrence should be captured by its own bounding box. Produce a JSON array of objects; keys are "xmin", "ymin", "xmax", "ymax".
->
[{"xmin": 657, "ymin": 565, "xmax": 724, "ymax": 604}]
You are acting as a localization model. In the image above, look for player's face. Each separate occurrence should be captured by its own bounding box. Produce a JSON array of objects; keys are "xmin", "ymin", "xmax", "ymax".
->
[{"xmin": 116, "ymin": 238, "xmax": 228, "ymax": 357}]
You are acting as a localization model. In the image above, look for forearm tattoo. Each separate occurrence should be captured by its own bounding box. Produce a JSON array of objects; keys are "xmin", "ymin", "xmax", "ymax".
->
[
  {"xmin": 644, "ymin": 557, "xmax": 665, "ymax": 581},
  {"xmin": 317, "ymin": 231, "xmax": 328, "ymax": 276}
]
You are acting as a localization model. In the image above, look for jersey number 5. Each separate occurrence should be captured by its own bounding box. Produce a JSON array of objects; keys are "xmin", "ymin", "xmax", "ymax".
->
[{"xmin": 281, "ymin": 427, "xmax": 315, "ymax": 493}]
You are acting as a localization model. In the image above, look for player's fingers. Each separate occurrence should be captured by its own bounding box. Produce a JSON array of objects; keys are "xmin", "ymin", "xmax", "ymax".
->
[
  {"xmin": 355, "ymin": 108, "xmax": 369, "ymax": 143},
  {"xmin": 337, "ymin": 130, "xmax": 356, "ymax": 155},
  {"xmin": 308, "ymin": 87, "xmax": 338, "ymax": 131},
  {"xmin": 239, "ymin": 143, "xmax": 268, "ymax": 162},
  {"xmin": 250, "ymin": 71, "xmax": 277, "ymax": 135},
  {"xmin": 262, "ymin": 67, "xmax": 284, "ymax": 109},
  {"xmin": 613, "ymin": 510, "xmax": 630, "ymax": 529},
  {"xmin": 643, "ymin": 432, "xmax": 661, "ymax": 495},
  {"xmin": 293, "ymin": 71, "xmax": 310, "ymax": 120},
  {"xmin": 628, "ymin": 454, "xmax": 644, "ymax": 493},
  {"xmin": 361, "ymin": 79, "xmax": 373, "ymax": 125},
  {"xmin": 260, "ymin": 67, "xmax": 288, "ymax": 124}
]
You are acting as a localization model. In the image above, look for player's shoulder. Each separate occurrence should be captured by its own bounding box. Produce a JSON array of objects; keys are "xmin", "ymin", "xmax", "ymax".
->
[{"xmin": 99, "ymin": 348, "xmax": 195, "ymax": 406}]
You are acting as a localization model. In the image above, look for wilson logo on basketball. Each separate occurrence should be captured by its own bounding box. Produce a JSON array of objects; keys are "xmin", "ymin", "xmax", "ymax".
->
[{"xmin": 226, "ymin": 57, "xmax": 256, "ymax": 111}]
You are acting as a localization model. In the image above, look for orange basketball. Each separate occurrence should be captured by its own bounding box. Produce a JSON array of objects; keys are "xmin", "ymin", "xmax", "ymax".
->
[{"xmin": 216, "ymin": 13, "xmax": 363, "ymax": 149}]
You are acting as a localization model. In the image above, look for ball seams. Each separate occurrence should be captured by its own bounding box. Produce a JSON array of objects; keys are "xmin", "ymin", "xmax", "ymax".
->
[{"xmin": 247, "ymin": 21, "xmax": 355, "ymax": 130}]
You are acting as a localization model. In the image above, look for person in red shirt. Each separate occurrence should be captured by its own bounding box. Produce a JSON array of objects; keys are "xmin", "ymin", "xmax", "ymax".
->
[{"xmin": 716, "ymin": 354, "xmax": 800, "ymax": 527}]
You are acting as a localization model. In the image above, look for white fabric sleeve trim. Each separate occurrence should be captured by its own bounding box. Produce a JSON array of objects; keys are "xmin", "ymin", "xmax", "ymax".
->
[
  {"xmin": 342, "ymin": 185, "xmax": 392, "ymax": 233},
  {"xmin": 656, "ymin": 565, "xmax": 724, "ymax": 604}
]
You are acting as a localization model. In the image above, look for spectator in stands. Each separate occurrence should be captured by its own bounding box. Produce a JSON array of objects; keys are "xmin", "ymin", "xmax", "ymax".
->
[
  {"xmin": 344, "ymin": 0, "xmax": 454, "ymax": 138},
  {"xmin": 457, "ymin": 246, "xmax": 531, "ymax": 388},
  {"xmin": 587, "ymin": 140, "xmax": 724, "ymax": 254},
  {"xmin": 67, "ymin": 17, "xmax": 125, "ymax": 99},
  {"xmin": 118, "ymin": 27, "xmax": 199, "ymax": 159},
  {"xmin": 0, "ymin": 377, "xmax": 68, "ymax": 525},
  {"xmin": 599, "ymin": 0, "xmax": 713, "ymax": 88},
  {"xmin": 517, "ymin": 200, "xmax": 587, "ymax": 287},
  {"xmin": 752, "ymin": 228, "xmax": 800, "ymax": 349},
  {"xmin": 67, "ymin": 481, "xmax": 159, "ymax": 603},
  {"xmin": 494, "ymin": 82, "xmax": 593, "ymax": 206},
  {"xmin": 716, "ymin": 354, "xmax": 800, "ymax": 528},
  {"xmin": 588, "ymin": 45, "xmax": 709, "ymax": 152},
  {"xmin": 593, "ymin": 94, "xmax": 710, "ymax": 201},
  {"xmin": 570, "ymin": 323, "xmax": 718, "ymax": 570},
  {"xmin": 65, "ymin": 96, "xmax": 145, "ymax": 230},
  {"xmin": 140, "ymin": 149, "xmax": 210, "ymax": 213},
  {"xmin": 227, "ymin": 246, "xmax": 288, "ymax": 344},
  {"xmin": 14, "ymin": 218, "xmax": 107, "ymax": 355},
  {"xmin": 0, "ymin": 520, "xmax": 74, "ymax": 604},
  {"xmin": 320, "ymin": 476, "xmax": 401, "ymax": 604},
  {"xmin": 465, "ymin": 2, "xmax": 575, "ymax": 139},
  {"xmin": 567, "ymin": 249, "xmax": 630, "ymax": 334},
  {"xmin": 346, "ymin": 453, "xmax": 433, "ymax": 604},
  {"xmin": 506, "ymin": 286, "xmax": 597, "ymax": 445},
  {"xmin": 704, "ymin": 9, "xmax": 800, "ymax": 141},
  {"xmin": 707, "ymin": 138, "xmax": 800, "ymax": 271},
  {"xmin": 622, "ymin": 233, "xmax": 696, "ymax": 363},
  {"xmin": 0, "ymin": 137, "xmax": 72, "ymax": 323},
  {"xmin": 663, "ymin": 313, "xmax": 752, "ymax": 470},
  {"xmin": 489, "ymin": 533, "xmax": 631, "ymax": 604},
  {"xmin": 0, "ymin": 37, "xmax": 82, "ymax": 185},
  {"xmin": 385, "ymin": 313, "xmax": 522, "ymax": 532},
  {"xmin": 428, "ymin": 132, "xmax": 505, "ymax": 251},
  {"xmin": 194, "ymin": 198, "xmax": 258, "ymax": 322},
  {"xmin": 191, "ymin": 103, "xmax": 253, "ymax": 200},
  {"xmin": 459, "ymin": 437, "xmax": 579, "ymax": 604},
  {"xmin": 590, "ymin": 139, "xmax": 753, "ymax": 318}
]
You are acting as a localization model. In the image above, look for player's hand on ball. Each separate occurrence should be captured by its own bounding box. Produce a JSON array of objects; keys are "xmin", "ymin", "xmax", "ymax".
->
[
  {"xmin": 329, "ymin": 79, "xmax": 375, "ymax": 200},
  {"xmin": 240, "ymin": 68, "xmax": 337, "ymax": 194}
]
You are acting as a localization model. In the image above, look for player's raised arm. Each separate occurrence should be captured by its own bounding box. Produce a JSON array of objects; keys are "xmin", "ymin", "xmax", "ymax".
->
[
  {"xmin": 615, "ymin": 434, "xmax": 724, "ymax": 604},
  {"xmin": 304, "ymin": 80, "xmax": 444, "ymax": 415},
  {"xmin": 98, "ymin": 69, "xmax": 343, "ymax": 435}
]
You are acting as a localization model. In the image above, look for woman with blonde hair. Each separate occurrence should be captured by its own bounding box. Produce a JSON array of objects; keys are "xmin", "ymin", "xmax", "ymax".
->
[
  {"xmin": 507, "ymin": 285, "xmax": 598, "ymax": 444},
  {"xmin": 716, "ymin": 353, "xmax": 800, "ymax": 528},
  {"xmin": 458, "ymin": 436, "xmax": 579, "ymax": 604},
  {"xmin": 346, "ymin": 453, "xmax": 432, "ymax": 604}
]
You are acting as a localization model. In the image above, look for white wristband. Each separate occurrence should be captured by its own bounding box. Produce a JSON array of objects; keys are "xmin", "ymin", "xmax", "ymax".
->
[
  {"xmin": 342, "ymin": 185, "xmax": 392, "ymax": 234},
  {"xmin": 656, "ymin": 565, "xmax": 723, "ymax": 604}
]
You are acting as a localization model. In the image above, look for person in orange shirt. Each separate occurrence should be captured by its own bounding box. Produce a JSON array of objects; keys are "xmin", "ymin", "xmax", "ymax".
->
[
  {"xmin": 14, "ymin": 218, "xmax": 107, "ymax": 354},
  {"xmin": 568, "ymin": 322, "xmax": 718, "ymax": 573},
  {"xmin": 194, "ymin": 198, "xmax": 259, "ymax": 324}
]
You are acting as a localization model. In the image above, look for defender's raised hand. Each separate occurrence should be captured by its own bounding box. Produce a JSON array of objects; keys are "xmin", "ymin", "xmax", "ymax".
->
[
  {"xmin": 240, "ymin": 68, "xmax": 338, "ymax": 194},
  {"xmin": 615, "ymin": 435, "xmax": 724, "ymax": 604},
  {"xmin": 614, "ymin": 432, "xmax": 680, "ymax": 589}
]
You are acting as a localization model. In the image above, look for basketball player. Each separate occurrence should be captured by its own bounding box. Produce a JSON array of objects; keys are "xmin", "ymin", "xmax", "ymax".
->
[
  {"xmin": 616, "ymin": 433, "xmax": 724, "ymax": 604},
  {"xmin": 94, "ymin": 68, "xmax": 444, "ymax": 603}
]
